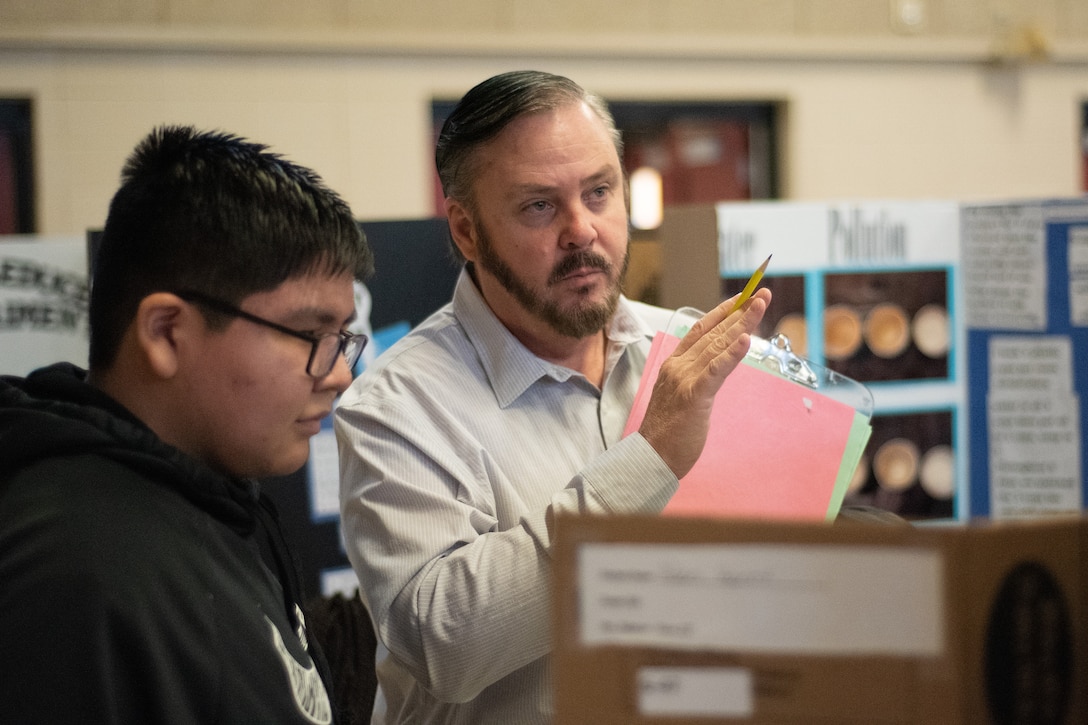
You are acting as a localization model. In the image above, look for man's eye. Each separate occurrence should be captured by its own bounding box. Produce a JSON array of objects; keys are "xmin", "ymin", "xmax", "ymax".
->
[{"xmin": 587, "ymin": 186, "xmax": 611, "ymax": 204}]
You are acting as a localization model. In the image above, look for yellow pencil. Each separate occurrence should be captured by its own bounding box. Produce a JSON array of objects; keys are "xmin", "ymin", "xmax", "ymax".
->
[{"xmin": 727, "ymin": 254, "xmax": 772, "ymax": 315}]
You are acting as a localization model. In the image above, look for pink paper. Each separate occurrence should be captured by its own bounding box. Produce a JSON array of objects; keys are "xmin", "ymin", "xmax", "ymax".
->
[{"xmin": 625, "ymin": 332, "xmax": 855, "ymax": 520}]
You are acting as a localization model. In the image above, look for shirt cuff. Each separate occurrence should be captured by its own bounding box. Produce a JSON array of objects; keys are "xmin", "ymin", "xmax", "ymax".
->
[{"xmin": 581, "ymin": 433, "xmax": 678, "ymax": 514}]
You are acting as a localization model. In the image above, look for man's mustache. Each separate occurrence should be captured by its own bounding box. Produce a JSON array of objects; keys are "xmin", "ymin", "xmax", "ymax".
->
[{"xmin": 548, "ymin": 251, "xmax": 612, "ymax": 285}]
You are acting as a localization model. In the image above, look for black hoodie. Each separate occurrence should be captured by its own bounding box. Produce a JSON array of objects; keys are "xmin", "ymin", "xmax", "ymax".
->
[{"xmin": 0, "ymin": 363, "xmax": 337, "ymax": 724}]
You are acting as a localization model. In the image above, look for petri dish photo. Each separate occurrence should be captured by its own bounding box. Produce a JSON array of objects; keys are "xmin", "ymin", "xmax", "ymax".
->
[{"xmin": 863, "ymin": 303, "xmax": 911, "ymax": 358}]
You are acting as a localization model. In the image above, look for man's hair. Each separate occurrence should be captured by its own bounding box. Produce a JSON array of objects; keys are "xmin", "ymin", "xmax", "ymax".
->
[
  {"xmin": 88, "ymin": 125, "xmax": 373, "ymax": 369},
  {"xmin": 435, "ymin": 70, "xmax": 622, "ymax": 213}
]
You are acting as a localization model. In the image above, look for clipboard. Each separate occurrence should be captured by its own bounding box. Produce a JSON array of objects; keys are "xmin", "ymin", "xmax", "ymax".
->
[
  {"xmin": 667, "ymin": 306, "xmax": 874, "ymax": 417},
  {"xmin": 624, "ymin": 307, "xmax": 873, "ymax": 521}
]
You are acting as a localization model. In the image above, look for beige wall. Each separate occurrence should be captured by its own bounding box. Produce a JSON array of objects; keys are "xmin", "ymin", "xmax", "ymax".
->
[{"xmin": 2, "ymin": 0, "xmax": 1087, "ymax": 234}]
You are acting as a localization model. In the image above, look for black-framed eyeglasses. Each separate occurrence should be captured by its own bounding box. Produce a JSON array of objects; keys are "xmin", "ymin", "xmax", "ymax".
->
[{"xmin": 174, "ymin": 289, "xmax": 368, "ymax": 379}]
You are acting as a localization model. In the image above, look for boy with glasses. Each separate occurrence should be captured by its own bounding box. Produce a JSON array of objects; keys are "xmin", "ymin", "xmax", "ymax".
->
[{"xmin": 0, "ymin": 125, "xmax": 373, "ymax": 724}]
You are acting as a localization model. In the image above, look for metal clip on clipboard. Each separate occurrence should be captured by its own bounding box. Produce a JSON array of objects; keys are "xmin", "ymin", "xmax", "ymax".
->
[{"xmin": 667, "ymin": 306, "xmax": 875, "ymax": 419}]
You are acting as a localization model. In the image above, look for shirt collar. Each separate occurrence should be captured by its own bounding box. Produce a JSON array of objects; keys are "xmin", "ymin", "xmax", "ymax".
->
[{"xmin": 451, "ymin": 268, "xmax": 654, "ymax": 408}]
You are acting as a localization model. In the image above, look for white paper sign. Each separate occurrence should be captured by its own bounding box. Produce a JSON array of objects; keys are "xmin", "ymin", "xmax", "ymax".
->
[
  {"xmin": 988, "ymin": 336, "xmax": 1082, "ymax": 518},
  {"xmin": 1068, "ymin": 226, "xmax": 1088, "ymax": 326},
  {"xmin": 988, "ymin": 335, "xmax": 1074, "ymax": 394},
  {"xmin": 0, "ymin": 238, "xmax": 89, "ymax": 374},
  {"xmin": 307, "ymin": 427, "xmax": 342, "ymax": 519},
  {"xmin": 962, "ymin": 204, "xmax": 1047, "ymax": 330},
  {"xmin": 320, "ymin": 567, "xmax": 361, "ymax": 598},
  {"xmin": 715, "ymin": 200, "xmax": 960, "ymax": 275},
  {"xmin": 989, "ymin": 396, "xmax": 1082, "ymax": 517}
]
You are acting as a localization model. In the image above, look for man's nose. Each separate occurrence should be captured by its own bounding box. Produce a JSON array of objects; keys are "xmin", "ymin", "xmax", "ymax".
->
[{"xmin": 558, "ymin": 204, "xmax": 598, "ymax": 249}]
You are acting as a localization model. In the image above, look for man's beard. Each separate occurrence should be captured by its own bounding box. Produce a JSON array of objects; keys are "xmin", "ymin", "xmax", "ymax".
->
[{"xmin": 474, "ymin": 220, "xmax": 629, "ymax": 339}]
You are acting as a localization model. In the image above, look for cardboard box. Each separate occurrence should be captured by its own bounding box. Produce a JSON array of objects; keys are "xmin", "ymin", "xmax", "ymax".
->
[{"xmin": 553, "ymin": 514, "xmax": 1087, "ymax": 724}]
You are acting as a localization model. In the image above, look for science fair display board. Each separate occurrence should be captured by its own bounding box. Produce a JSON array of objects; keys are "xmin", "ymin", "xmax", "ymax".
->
[
  {"xmin": 660, "ymin": 197, "xmax": 1088, "ymax": 521},
  {"xmin": 661, "ymin": 199, "xmax": 963, "ymax": 521}
]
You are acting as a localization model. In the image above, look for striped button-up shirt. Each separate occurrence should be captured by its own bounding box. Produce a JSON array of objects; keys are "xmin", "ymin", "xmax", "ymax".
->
[{"xmin": 336, "ymin": 269, "xmax": 678, "ymax": 725}]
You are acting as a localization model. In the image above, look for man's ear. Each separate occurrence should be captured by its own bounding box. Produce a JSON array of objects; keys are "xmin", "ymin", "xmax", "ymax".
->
[
  {"xmin": 133, "ymin": 293, "xmax": 189, "ymax": 379},
  {"xmin": 445, "ymin": 198, "xmax": 478, "ymax": 263}
]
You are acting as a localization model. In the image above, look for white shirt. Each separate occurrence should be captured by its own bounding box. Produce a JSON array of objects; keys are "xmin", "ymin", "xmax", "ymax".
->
[{"xmin": 335, "ymin": 269, "xmax": 677, "ymax": 724}]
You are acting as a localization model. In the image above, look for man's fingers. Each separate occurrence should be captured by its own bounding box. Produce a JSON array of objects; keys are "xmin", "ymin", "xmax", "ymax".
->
[
  {"xmin": 639, "ymin": 288, "xmax": 772, "ymax": 478},
  {"xmin": 676, "ymin": 288, "xmax": 771, "ymax": 359}
]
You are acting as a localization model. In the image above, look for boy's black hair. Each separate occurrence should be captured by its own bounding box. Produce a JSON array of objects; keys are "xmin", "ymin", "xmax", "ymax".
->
[{"xmin": 89, "ymin": 125, "xmax": 373, "ymax": 369}]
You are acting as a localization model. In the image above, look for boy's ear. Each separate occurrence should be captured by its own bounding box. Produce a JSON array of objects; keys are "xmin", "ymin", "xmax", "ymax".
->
[
  {"xmin": 444, "ymin": 198, "xmax": 478, "ymax": 263},
  {"xmin": 133, "ymin": 293, "xmax": 189, "ymax": 379}
]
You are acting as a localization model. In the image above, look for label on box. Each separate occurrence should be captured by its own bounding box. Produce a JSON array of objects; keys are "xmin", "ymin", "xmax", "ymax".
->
[
  {"xmin": 578, "ymin": 543, "xmax": 944, "ymax": 656},
  {"xmin": 638, "ymin": 667, "xmax": 754, "ymax": 718}
]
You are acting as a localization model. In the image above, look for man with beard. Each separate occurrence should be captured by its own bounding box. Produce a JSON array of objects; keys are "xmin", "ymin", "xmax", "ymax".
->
[{"xmin": 335, "ymin": 70, "xmax": 771, "ymax": 725}]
